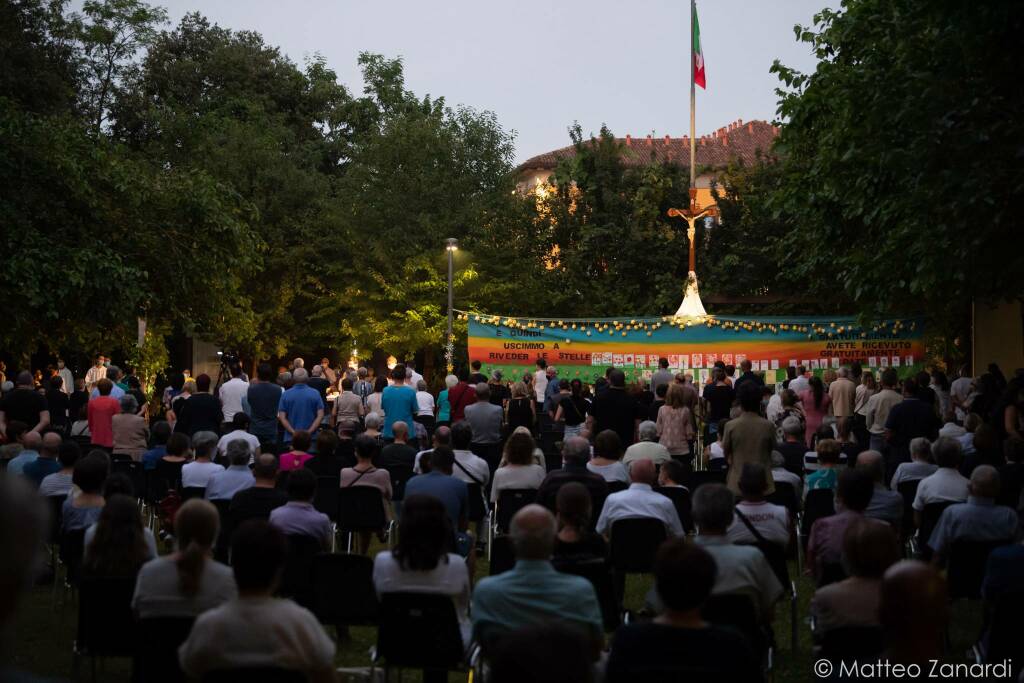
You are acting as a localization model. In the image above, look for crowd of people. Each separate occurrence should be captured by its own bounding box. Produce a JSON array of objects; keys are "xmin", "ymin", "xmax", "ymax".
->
[{"xmin": 0, "ymin": 351, "xmax": 1023, "ymax": 681}]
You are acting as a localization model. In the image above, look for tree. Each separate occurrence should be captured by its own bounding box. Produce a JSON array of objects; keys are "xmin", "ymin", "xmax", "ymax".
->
[{"xmin": 770, "ymin": 0, "xmax": 1024, "ymax": 330}]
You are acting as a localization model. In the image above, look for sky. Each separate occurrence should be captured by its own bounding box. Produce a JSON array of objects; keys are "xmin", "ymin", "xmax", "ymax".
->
[{"xmin": 99, "ymin": 0, "xmax": 833, "ymax": 163}]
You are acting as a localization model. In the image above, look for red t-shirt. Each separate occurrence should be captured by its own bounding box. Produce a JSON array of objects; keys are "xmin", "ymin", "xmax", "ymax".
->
[
  {"xmin": 447, "ymin": 382, "xmax": 477, "ymax": 423},
  {"xmin": 87, "ymin": 396, "xmax": 120, "ymax": 447}
]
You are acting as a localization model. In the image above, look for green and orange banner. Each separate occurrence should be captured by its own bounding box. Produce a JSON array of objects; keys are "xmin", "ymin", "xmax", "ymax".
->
[{"xmin": 466, "ymin": 313, "xmax": 927, "ymax": 384}]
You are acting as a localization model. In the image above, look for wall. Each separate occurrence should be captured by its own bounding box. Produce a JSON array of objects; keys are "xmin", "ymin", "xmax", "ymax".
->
[{"xmin": 973, "ymin": 299, "xmax": 1024, "ymax": 374}]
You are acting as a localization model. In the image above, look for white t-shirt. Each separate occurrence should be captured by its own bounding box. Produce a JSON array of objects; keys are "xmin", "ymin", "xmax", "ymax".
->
[
  {"xmin": 372, "ymin": 551, "xmax": 471, "ymax": 645},
  {"xmin": 182, "ymin": 461, "xmax": 226, "ymax": 488},
  {"xmin": 534, "ymin": 369, "xmax": 548, "ymax": 403},
  {"xmin": 490, "ymin": 464, "xmax": 546, "ymax": 502},
  {"xmin": 133, "ymin": 555, "xmax": 237, "ymax": 619},
  {"xmin": 789, "ymin": 375, "xmax": 809, "ymax": 395},
  {"xmin": 217, "ymin": 429, "xmax": 261, "ymax": 459},
  {"xmin": 586, "ymin": 460, "xmax": 630, "ymax": 484},
  {"xmin": 218, "ymin": 377, "xmax": 250, "ymax": 423},
  {"xmin": 709, "ymin": 441, "xmax": 725, "ymax": 461},
  {"xmin": 178, "ymin": 597, "xmax": 335, "ymax": 678},
  {"xmin": 727, "ymin": 500, "xmax": 790, "ymax": 547},
  {"xmin": 912, "ymin": 467, "xmax": 969, "ymax": 511},
  {"xmin": 452, "ymin": 449, "xmax": 491, "ymax": 486},
  {"xmin": 415, "ymin": 391, "xmax": 435, "ymax": 416}
]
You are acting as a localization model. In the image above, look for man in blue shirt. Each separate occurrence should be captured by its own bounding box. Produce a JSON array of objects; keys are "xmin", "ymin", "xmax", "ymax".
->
[
  {"xmin": 404, "ymin": 446, "xmax": 471, "ymax": 557},
  {"xmin": 472, "ymin": 504, "xmax": 603, "ymax": 654},
  {"xmin": 205, "ymin": 440, "xmax": 255, "ymax": 501},
  {"xmin": 276, "ymin": 368, "xmax": 324, "ymax": 445},
  {"xmin": 246, "ymin": 363, "xmax": 283, "ymax": 451},
  {"xmin": 6, "ymin": 430, "xmax": 40, "ymax": 475},
  {"xmin": 928, "ymin": 465, "xmax": 1019, "ymax": 565},
  {"xmin": 380, "ymin": 364, "xmax": 418, "ymax": 440}
]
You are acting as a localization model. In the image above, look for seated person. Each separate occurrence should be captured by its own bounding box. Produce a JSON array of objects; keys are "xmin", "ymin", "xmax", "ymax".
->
[
  {"xmin": 449, "ymin": 420, "xmax": 491, "ymax": 488},
  {"xmin": 488, "ymin": 624, "xmax": 595, "ymax": 683},
  {"xmin": 727, "ymin": 463, "xmax": 791, "ymax": 548},
  {"xmin": 805, "ymin": 436, "xmax": 843, "ymax": 493},
  {"xmin": 657, "ymin": 459, "xmax": 688, "ymax": 490},
  {"xmin": 879, "ymin": 560, "xmax": 949, "ymax": 665},
  {"xmin": 857, "ymin": 450, "xmax": 905, "ymax": 530},
  {"xmin": 230, "ymin": 453, "xmax": 288, "ymax": 524},
  {"xmin": 23, "ymin": 432, "xmax": 63, "ymax": 486},
  {"xmin": 775, "ymin": 415, "xmax": 807, "ymax": 477},
  {"xmin": 269, "ymin": 468, "xmax": 333, "ymax": 551},
  {"xmin": 704, "ymin": 419, "xmax": 729, "ymax": 471},
  {"xmin": 133, "ymin": 499, "xmax": 237, "ymax": 619},
  {"xmin": 82, "ymin": 494, "xmax": 154, "ymax": 578},
  {"xmin": 379, "ymin": 421, "xmax": 417, "ymax": 499},
  {"xmin": 810, "ymin": 518, "xmax": 900, "ymax": 634},
  {"xmin": 178, "ymin": 520, "xmax": 336, "ymax": 682},
  {"xmin": 889, "ymin": 437, "xmax": 937, "ymax": 490},
  {"xmin": 304, "ymin": 430, "xmax": 343, "ymax": 476},
  {"xmin": 62, "ymin": 451, "xmax": 109, "ymax": 532},
  {"xmin": 279, "ymin": 430, "xmax": 314, "ymax": 471},
  {"xmin": 807, "ymin": 469, "xmax": 880, "ymax": 584},
  {"xmin": 912, "ymin": 436, "xmax": 969, "ymax": 520},
  {"xmin": 340, "ymin": 434, "xmax": 393, "ymax": 554},
  {"xmin": 770, "ymin": 449, "xmax": 803, "ymax": 501},
  {"xmin": 84, "ymin": 473, "xmax": 157, "ymax": 557},
  {"xmin": 205, "ymin": 440, "xmax": 255, "ymax": 501},
  {"xmin": 491, "ymin": 431, "xmax": 546, "ymax": 503},
  {"xmin": 928, "ymin": 465, "xmax": 1019, "ymax": 565},
  {"xmin": 552, "ymin": 482, "xmax": 607, "ymax": 562},
  {"xmin": 181, "ymin": 431, "xmax": 224, "ymax": 489},
  {"xmin": 687, "ymin": 484, "xmax": 783, "ymax": 621},
  {"xmin": 536, "ymin": 437, "xmax": 609, "ymax": 513},
  {"xmin": 472, "ymin": 505, "xmax": 603, "ymax": 656},
  {"xmin": 404, "ymin": 446, "xmax": 472, "ymax": 559},
  {"xmin": 623, "ymin": 421, "xmax": 672, "ymax": 467},
  {"xmin": 39, "ymin": 441, "xmax": 80, "ymax": 497},
  {"xmin": 606, "ymin": 538, "xmax": 761, "ymax": 683},
  {"xmin": 586, "ymin": 430, "xmax": 630, "ymax": 485},
  {"xmin": 372, "ymin": 494, "xmax": 471, "ymax": 645},
  {"xmin": 215, "ymin": 413, "xmax": 261, "ymax": 463},
  {"xmin": 596, "ymin": 459, "xmax": 683, "ymax": 538},
  {"xmin": 141, "ymin": 421, "xmax": 172, "ymax": 471}
]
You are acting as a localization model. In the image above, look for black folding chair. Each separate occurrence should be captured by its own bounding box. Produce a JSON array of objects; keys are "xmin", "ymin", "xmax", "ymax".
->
[
  {"xmin": 313, "ymin": 476, "xmax": 340, "ymax": 522},
  {"xmin": 800, "ymin": 488, "xmax": 836, "ymax": 549},
  {"xmin": 817, "ymin": 625, "xmax": 884, "ymax": 665},
  {"xmin": 606, "ymin": 480, "xmax": 629, "ymax": 495},
  {"xmin": 702, "ymin": 593, "xmax": 771, "ymax": 671},
  {"xmin": 492, "ymin": 488, "xmax": 536, "ymax": 536},
  {"xmin": 388, "ymin": 461, "xmax": 415, "ymax": 502},
  {"xmin": 609, "ymin": 518, "xmax": 667, "ymax": 611},
  {"xmin": 153, "ymin": 459, "xmax": 184, "ymax": 500},
  {"xmin": 201, "ymin": 669, "xmax": 306, "ymax": 683},
  {"xmin": 465, "ymin": 482, "xmax": 487, "ymax": 524},
  {"xmin": 766, "ymin": 480, "xmax": 801, "ymax": 516},
  {"xmin": 684, "ymin": 469, "xmax": 726, "ymax": 492},
  {"xmin": 337, "ymin": 486, "xmax": 393, "ymax": 553},
  {"xmin": 896, "ymin": 480, "xmax": 921, "ymax": 546},
  {"xmin": 74, "ymin": 576, "xmax": 138, "ymax": 681},
  {"xmin": 489, "ymin": 535, "xmax": 515, "ymax": 576},
  {"xmin": 918, "ymin": 501, "xmax": 953, "ymax": 561},
  {"xmin": 947, "ymin": 539, "xmax": 1013, "ymax": 600},
  {"xmin": 310, "ymin": 553, "xmax": 378, "ymax": 627},
  {"xmin": 181, "ymin": 486, "xmax": 206, "ymax": 502},
  {"xmin": 59, "ymin": 528, "xmax": 87, "ymax": 591},
  {"xmin": 211, "ymin": 499, "xmax": 232, "ymax": 563},
  {"xmin": 111, "ymin": 459, "xmax": 146, "ymax": 501},
  {"xmin": 135, "ymin": 616, "xmax": 196, "ymax": 683},
  {"xmin": 983, "ymin": 590, "xmax": 1024, "ymax": 674},
  {"xmin": 278, "ymin": 534, "xmax": 323, "ymax": 609},
  {"xmin": 653, "ymin": 486, "xmax": 693, "ymax": 534},
  {"xmin": 372, "ymin": 592, "xmax": 466, "ymax": 679},
  {"xmin": 554, "ymin": 556, "xmax": 620, "ymax": 631}
]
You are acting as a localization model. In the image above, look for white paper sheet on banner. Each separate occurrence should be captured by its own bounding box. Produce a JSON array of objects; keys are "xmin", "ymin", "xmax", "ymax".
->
[
  {"xmin": 892, "ymin": 356, "xmax": 901, "ymax": 367},
  {"xmin": 771, "ymin": 360, "xmax": 780, "ymax": 370},
  {"xmin": 692, "ymin": 354, "xmax": 703, "ymax": 368},
  {"xmin": 831, "ymin": 357, "xmax": 840, "ymax": 368},
  {"xmin": 635, "ymin": 354, "xmax": 646, "ymax": 367},
  {"xmin": 680, "ymin": 355, "xmax": 690, "ymax": 370},
  {"xmin": 880, "ymin": 357, "xmax": 889, "ymax": 367},
  {"xmin": 868, "ymin": 356, "xmax": 878, "ymax": 367}
]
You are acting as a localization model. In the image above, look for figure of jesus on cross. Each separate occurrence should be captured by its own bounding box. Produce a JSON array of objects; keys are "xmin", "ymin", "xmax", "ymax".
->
[{"xmin": 667, "ymin": 187, "xmax": 717, "ymax": 318}]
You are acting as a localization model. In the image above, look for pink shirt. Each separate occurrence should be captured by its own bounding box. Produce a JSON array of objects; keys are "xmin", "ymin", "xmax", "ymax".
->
[
  {"xmin": 656, "ymin": 405, "xmax": 695, "ymax": 455},
  {"xmin": 279, "ymin": 451, "xmax": 313, "ymax": 471}
]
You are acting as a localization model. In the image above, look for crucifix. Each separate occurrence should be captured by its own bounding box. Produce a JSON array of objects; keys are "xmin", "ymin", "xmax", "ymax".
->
[{"xmin": 667, "ymin": 188, "xmax": 717, "ymax": 317}]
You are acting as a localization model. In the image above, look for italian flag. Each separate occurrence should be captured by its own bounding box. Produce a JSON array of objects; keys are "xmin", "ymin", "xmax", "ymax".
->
[{"xmin": 692, "ymin": 3, "xmax": 706, "ymax": 89}]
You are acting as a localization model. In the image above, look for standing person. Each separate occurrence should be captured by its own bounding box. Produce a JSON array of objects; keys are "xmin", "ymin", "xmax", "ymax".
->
[
  {"xmin": 533, "ymin": 359, "xmax": 549, "ymax": 414},
  {"xmin": 464, "ymin": 384, "xmax": 504, "ymax": 472},
  {"xmin": 319, "ymin": 358, "xmax": 337, "ymax": 387},
  {"xmin": 468, "ymin": 360, "xmax": 487, "ymax": 386},
  {"xmin": 789, "ymin": 365, "xmax": 810, "ymax": 395},
  {"xmin": 488, "ymin": 371, "xmax": 510, "ymax": 408},
  {"xmin": 799, "ymin": 376, "xmax": 832, "ymax": 448},
  {"xmin": 112, "ymin": 395, "xmax": 149, "ymax": 461},
  {"xmin": 950, "ymin": 367, "xmax": 974, "ymax": 424},
  {"xmin": 651, "ymin": 358, "xmax": 674, "ymax": 395},
  {"xmin": 855, "ymin": 372, "xmax": 878, "ymax": 415},
  {"xmin": 352, "ymin": 367, "xmax": 374, "ymax": 409},
  {"xmin": 331, "ymin": 377, "xmax": 363, "ymax": 428},
  {"xmin": 246, "ymin": 363, "xmax": 284, "ymax": 454},
  {"xmin": 413, "ymin": 380, "xmax": 436, "ymax": 436},
  {"xmin": 864, "ymin": 369, "xmax": 903, "ymax": 453},
  {"xmin": 85, "ymin": 355, "xmax": 106, "ymax": 392},
  {"xmin": 69, "ymin": 378, "xmax": 89, "ymax": 425},
  {"xmin": 733, "ymin": 359, "xmax": 764, "ymax": 393},
  {"xmin": 381, "ymin": 364, "xmax": 419, "ymax": 441},
  {"xmin": 436, "ymin": 375, "xmax": 457, "ymax": 428},
  {"xmin": 884, "ymin": 378, "xmax": 941, "ymax": 467},
  {"xmin": 701, "ymin": 368, "xmax": 735, "ymax": 442},
  {"xmin": 365, "ymin": 376, "xmax": 387, "ymax": 419},
  {"xmin": 446, "ymin": 368, "xmax": 476, "ymax": 425},
  {"xmin": 656, "ymin": 383, "xmax": 695, "ymax": 464},
  {"xmin": 307, "ymin": 366, "xmax": 332, "ymax": 407},
  {"xmin": 542, "ymin": 366, "xmax": 561, "ymax": 417},
  {"xmin": 505, "ymin": 381, "xmax": 536, "ymax": 434},
  {"xmin": 46, "ymin": 376, "xmax": 70, "ymax": 433},
  {"xmin": 55, "ymin": 359, "xmax": 73, "ymax": 397},
  {"xmin": 218, "ymin": 364, "xmax": 249, "ymax": 433},
  {"xmin": 587, "ymin": 369, "xmax": 639, "ymax": 446},
  {"xmin": 554, "ymin": 379, "xmax": 587, "ymax": 439},
  {"xmin": 829, "ymin": 368, "xmax": 857, "ymax": 439},
  {"xmin": 722, "ymin": 383, "xmax": 776, "ymax": 496},
  {"xmin": 175, "ymin": 374, "xmax": 223, "ymax": 437},
  {"xmin": 405, "ymin": 361, "xmax": 424, "ymax": 390},
  {"xmin": 277, "ymin": 368, "xmax": 325, "ymax": 446},
  {"xmin": 87, "ymin": 378, "xmax": 120, "ymax": 450},
  {"xmin": 91, "ymin": 365, "xmax": 126, "ymax": 400},
  {"xmin": 0, "ymin": 371, "xmax": 50, "ymax": 437}
]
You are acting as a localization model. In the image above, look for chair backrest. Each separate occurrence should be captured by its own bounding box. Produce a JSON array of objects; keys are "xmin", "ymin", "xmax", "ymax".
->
[
  {"xmin": 60, "ymin": 528, "xmax": 87, "ymax": 587},
  {"xmin": 495, "ymin": 488, "xmax": 537, "ymax": 534},
  {"xmin": 337, "ymin": 486, "xmax": 387, "ymax": 531},
  {"xmin": 46, "ymin": 495, "xmax": 66, "ymax": 545},
  {"xmin": 919, "ymin": 501, "xmax": 954, "ymax": 559},
  {"xmin": 896, "ymin": 480, "xmax": 921, "ymax": 537},
  {"xmin": 200, "ymin": 668, "xmax": 307, "ymax": 683},
  {"xmin": 554, "ymin": 556, "xmax": 619, "ymax": 631},
  {"xmin": 181, "ymin": 486, "xmax": 206, "ymax": 502},
  {"xmin": 310, "ymin": 553, "xmax": 378, "ymax": 626},
  {"xmin": 278, "ymin": 535, "xmax": 322, "ymax": 608},
  {"xmin": 653, "ymin": 486, "xmax": 693, "ymax": 534},
  {"xmin": 766, "ymin": 481, "xmax": 800, "ymax": 516},
  {"xmin": 313, "ymin": 476, "xmax": 340, "ymax": 522},
  {"xmin": 701, "ymin": 593, "xmax": 764, "ymax": 655},
  {"xmin": 111, "ymin": 459, "xmax": 146, "ymax": 500},
  {"xmin": 77, "ymin": 575, "xmax": 138, "ymax": 657},
  {"xmin": 136, "ymin": 616, "xmax": 196, "ymax": 683},
  {"xmin": 387, "ymin": 462, "xmax": 414, "ymax": 501},
  {"xmin": 737, "ymin": 540, "xmax": 790, "ymax": 589},
  {"xmin": 465, "ymin": 482, "xmax": 486, "ymax": 523},
  {"xmin": 606, "ymin": 480, "xmax": 629, "ymax": 495},
  {"xmin": 609, "ymin": 518, "xmax": 667, "ymax": 573},
  {"xmin": 818, "ymin": 625, "xmax": 885, "ymax": 664},
  {"xmin": 802, "ymin": 489, "xmax": 836, "ymax": 535},
  {"xmin": 685, "ymin": 469, "xmax": 726, "ymax": 493},
  {"xmin": 153, "ymin": 459, "xmax": 184, "ymax": 499},
  {"xmin": 947, "ymin": 539, "xmax": 1013, "ymax": 600},
  {"xmin": 489, "ymin": 535, "xmax": 516, "ymax": 576},
  {"xmin": 376, "ymin": 592, "xmax": 465, "ymax": 670}
]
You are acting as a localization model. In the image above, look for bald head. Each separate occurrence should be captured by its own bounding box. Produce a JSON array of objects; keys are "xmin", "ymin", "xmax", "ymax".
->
[
  {"xmin": 880, "ymin": 560, "xmax": 948, "ymax": 664},
  {"xmin": 392, "ymin": 421, "xmax": 408, "ymax": 441},
  {"xmin": 21, "ymin": 431, "xmax": 41, "ymax": 451},
  {"xmin": 855, "ymin": 450, "xmax": 885, "ymax": 484},
  {"xmin": 510, "ymin": 504, "xmax": 557, "ymax": 560},
  {"xmin": 40, "ymin": 432, "xmax": 62, "ymax": 458},
  {"xmin": 629, "ymin": 458, "xmax": 656, "ymax": 485},
  {"xmin": 969, "ymin": 464, "xmax": 1000, "ymax": 500},
  {"xmin": 252, "ymin": 453, "xmax": 279, "ymax": 482},
  {"xmin": 432, "ymin": 425, "xmax": 451, "ymax": 447}
]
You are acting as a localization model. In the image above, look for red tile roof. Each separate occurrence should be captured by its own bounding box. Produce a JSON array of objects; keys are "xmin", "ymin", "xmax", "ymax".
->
[{"xmin": 517, "ymin": 119, "xmax": 780, "ymax": 172}]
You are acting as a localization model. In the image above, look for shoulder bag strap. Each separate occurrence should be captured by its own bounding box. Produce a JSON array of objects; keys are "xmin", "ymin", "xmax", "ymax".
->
[{"xmin": 734, "ymin": 506, "xmax": 769, "ymax": 545}]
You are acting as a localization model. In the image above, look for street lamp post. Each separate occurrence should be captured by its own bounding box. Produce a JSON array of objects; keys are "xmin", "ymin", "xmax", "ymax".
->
[{"xmin": 445, "ymin": 238, "xmax": 458, "ymax": 373}]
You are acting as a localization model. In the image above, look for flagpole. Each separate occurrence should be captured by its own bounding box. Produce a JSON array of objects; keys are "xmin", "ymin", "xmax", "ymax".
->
[{"xmin": 689, "ymin": 0, "xmax": 696, "ymax": 190}]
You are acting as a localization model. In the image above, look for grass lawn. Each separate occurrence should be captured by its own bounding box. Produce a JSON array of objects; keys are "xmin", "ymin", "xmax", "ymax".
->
[{"xmin": 5, "ymin": 539, "xmax": 985, "ymax": 682}]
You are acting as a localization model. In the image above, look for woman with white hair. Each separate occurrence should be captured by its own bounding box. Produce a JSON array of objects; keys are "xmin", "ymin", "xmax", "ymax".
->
[
  {"xmin": 435, "ymin": 374, "xmax": 458, "ymax": 428},
  {"xmin": 112, "ymin": 393, "xmax": 149, "ymax": 461},
  {"xmin": 414, "ymin": 379, "xmax": 436, "ymax": 436},
  {"xmin": 889, "ymin": 437, "xmax": 937, "ymax": 490}
]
